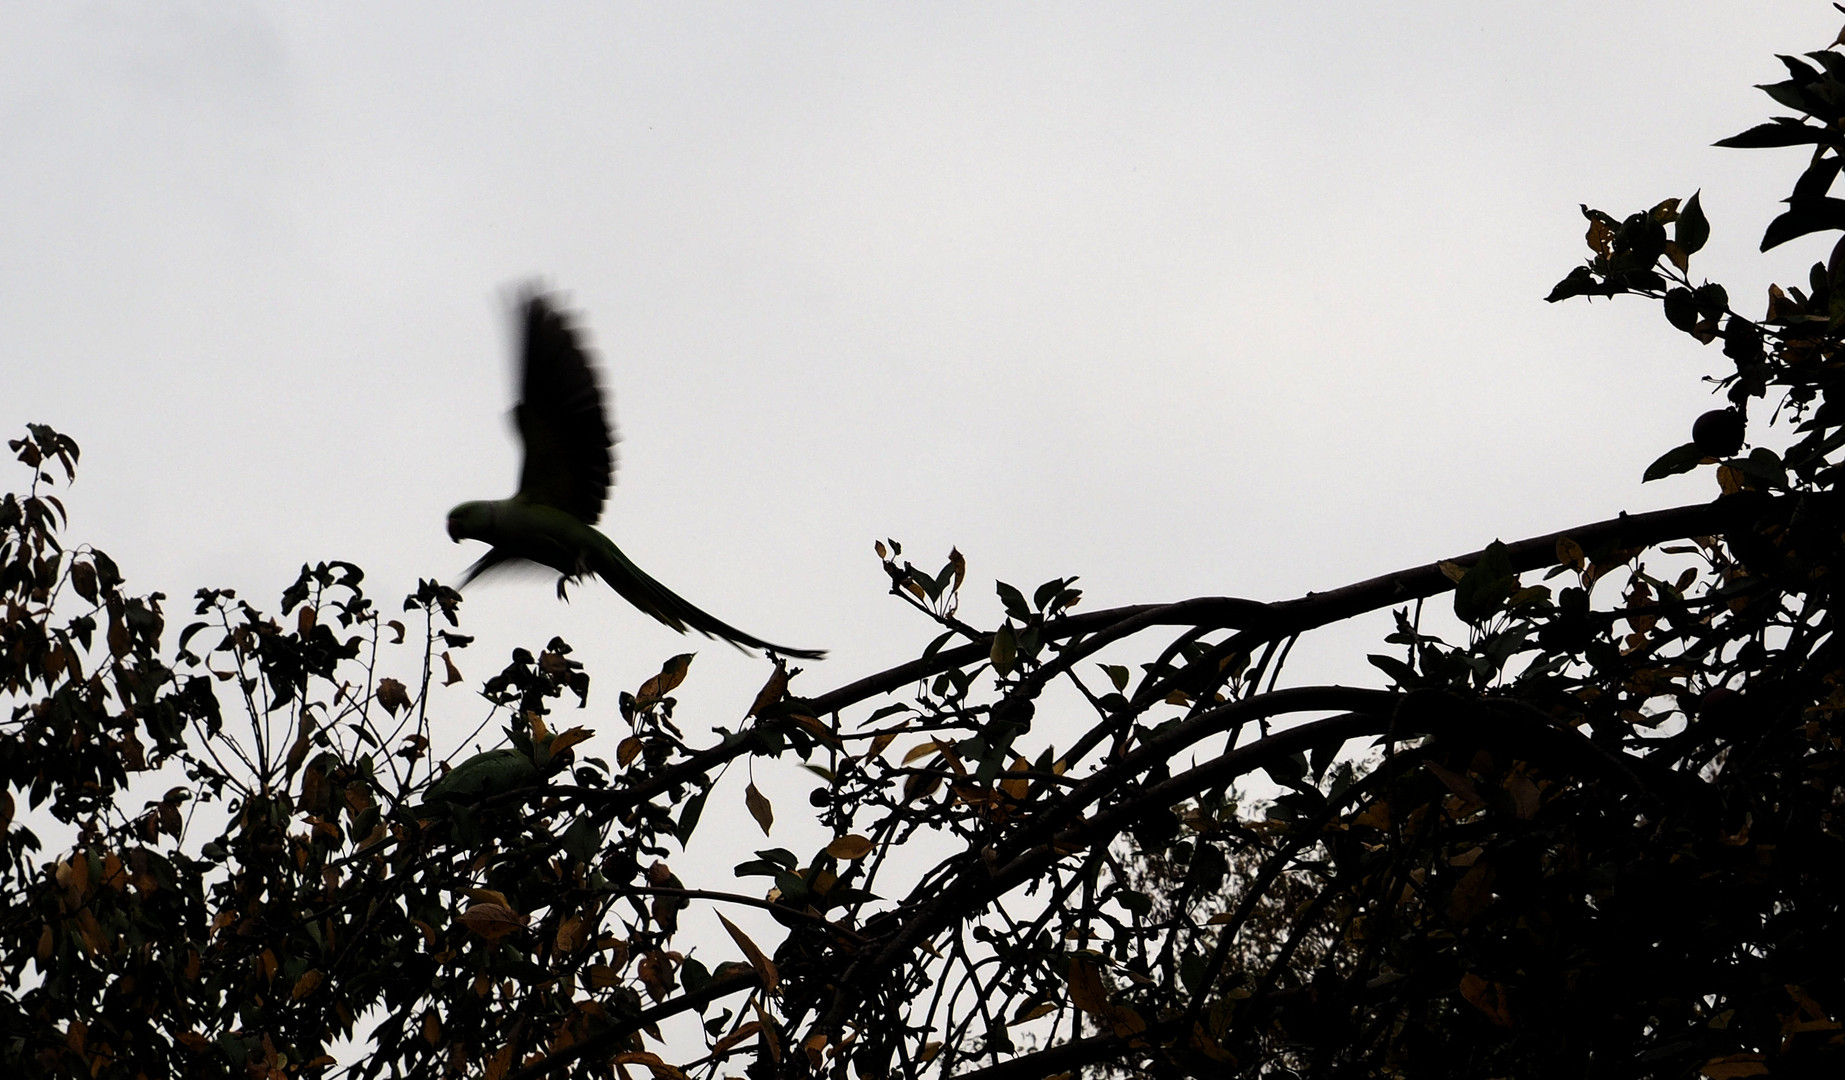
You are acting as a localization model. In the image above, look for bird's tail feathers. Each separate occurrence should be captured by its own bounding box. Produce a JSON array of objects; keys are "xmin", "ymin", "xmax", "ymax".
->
[{"xmin": 590, "ymin": 538, "xmax": 825, "ymax": 660}]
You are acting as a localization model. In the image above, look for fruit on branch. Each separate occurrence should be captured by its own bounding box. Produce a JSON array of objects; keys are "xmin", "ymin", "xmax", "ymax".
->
[{"xmin": 1692, "ymin": 408, "xmax": 1745, "ymax": 457}]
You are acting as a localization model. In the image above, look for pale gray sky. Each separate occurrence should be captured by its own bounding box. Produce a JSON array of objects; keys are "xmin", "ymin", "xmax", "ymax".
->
[
  {"xmin": 7, "ymin": 3, "xmax": 1841, "ymax": 1060},
  {"xmin": 2, "ymin": 1, "xmax": 1833, "ymax": 745}
]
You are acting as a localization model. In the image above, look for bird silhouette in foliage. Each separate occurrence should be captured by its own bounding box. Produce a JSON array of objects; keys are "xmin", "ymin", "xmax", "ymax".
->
[{"xmin": 446, "ymin": 289, "xmax": 824, "ymax": 660}]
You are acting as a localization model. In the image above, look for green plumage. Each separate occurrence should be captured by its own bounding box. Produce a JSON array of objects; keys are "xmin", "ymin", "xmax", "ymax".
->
[
  {"xmin": 446, "ymin": 291, "xmax": 824, "ymax": 660},
  {"xmin": 422, "ymin": 748, "xmax": 538, "ymax": 805}
]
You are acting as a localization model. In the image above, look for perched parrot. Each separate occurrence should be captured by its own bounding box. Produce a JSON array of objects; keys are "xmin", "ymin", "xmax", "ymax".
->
[{"xmin": 446, "ymin": 290, "xmax": 825, "ymax": 660}]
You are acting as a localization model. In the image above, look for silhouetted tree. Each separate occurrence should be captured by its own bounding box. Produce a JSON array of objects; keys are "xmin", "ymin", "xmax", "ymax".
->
[{"xmin": 12, "ymin": 16, "xmax": 1845, "ymax": 1080}]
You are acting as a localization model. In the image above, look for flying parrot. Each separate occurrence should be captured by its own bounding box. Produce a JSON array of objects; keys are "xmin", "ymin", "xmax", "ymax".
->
[{"xmin": 446, "ymin": 290, "xmax": 825, "ymax": 660}]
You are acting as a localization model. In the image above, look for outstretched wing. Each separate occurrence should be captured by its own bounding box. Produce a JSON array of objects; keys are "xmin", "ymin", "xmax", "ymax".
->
[{"xmin": 512, "ymin": 291, "xmax": 616, "ymax": 525}]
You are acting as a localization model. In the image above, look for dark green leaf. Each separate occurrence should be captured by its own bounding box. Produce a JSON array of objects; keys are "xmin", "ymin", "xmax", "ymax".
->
[
  {"xmin": 674, "ymin": 784, "xmax": 711, "ymax": 846},
  {"xmin": 1663, "ymin": 288, "xmax": 1700, "ymax": 331},
  {"xmin": 1763, "ymin": 198, "xmax": 1845, "ymax": 251},
  {"xmin": 1677, "ymin": 191, "xmax": 1710, "ymax": 254},
  {"xmin": 1643, "ymin": 443, "xmax": 1707, "ymax": 482},
  {"xmin": 1452, "ymin": 541, "xmax": 1518, "ymax": 623},
  {"xmin": 995, "ymin": 581, "xmax": 1029, "ymax": 621},
  {"xmin": 1715, "ymin": 119, "xmax": 1836, "ymax": 149}
]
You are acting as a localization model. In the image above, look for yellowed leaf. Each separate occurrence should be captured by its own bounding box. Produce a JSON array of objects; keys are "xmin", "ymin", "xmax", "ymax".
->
[
  {"xmin": 637, "ymin": 654, "xmax": 694, "ymax": 704},
  {"xmin": 376, "ymin": 677, "xmax": 411, "ymax": 716},
  {"xmin": 1458, "ymin": 972, "xmax": 1514, "ymax": 1027},
  {"xmin": 484, "ymin": 1044, "xmax": 516, "ymax": 1080},
  {"xmin": 1107, "ymin": 1004, "xmax": 1148, "ymax": 1038},
  {"xmin": 825, "ymin": 834, "xmax": 874, "ymax": 860},
  {"xmin": 617, "ymin": 736, "xmax": 643, "ymax": 768},
  {"xmin": 1717, "ymin": 464, "xmax": 1745, "ymax": 496},
  {"xmin": 1352, "ymin": 800, "xmax": 1391, "ymax": 830},
  {"xmin": 1504, "ymin": 771, "xmax": 1540, "ymax": 820},
  {"xmin": 1067, "ymin": 954, "xmax": 1112, "ymax": 1015},
  {"xmin": 459, "ymin": 903, "xmax": 528, "ymax": 941},
  {"xmin": 441, "ymin": 651, "xmax": 463, "ymax": 686},
  {"xmin": 291, "ymin": 968, "xmax": 324, "ymax": 1000},
  {"xmin": 902, "ymin": 740, "xmax": 943, "ymax": 766},
  {"xmin": 1448, "ymin": 862, "xmax": 1495, "ymax": 924},
  {"xmin": 711, "ymin": 1021, "xmax": 763, "ymax": 1055},
  {"xmin": 748, "ymin": 664, "xmax": 788, "ymax": 718},
  {"xmin": 1438, "ymin": 560, "xmax": 1468, "ymax": 584},
  {"xmin": 1699, "ymin": 1054, "xmax": 1768, "ymax": 1078},
  {"xmin": 614, "ymin": 1052, "xmax": 689, "ymax": 1080},
  {"xmin": 717, "ymin": 913, "xmax": 779, "ymax": 995},
  {"xmin": 549, "ymin": 726, "xmax": 595, "ymax": 754},
  {"xmin": 745, "ymin": 783, "xmax": 774, "ymax": 836},
  {"xmin": 1000, "ymin": 756, "xmax": 1030, "ymax": 801}
]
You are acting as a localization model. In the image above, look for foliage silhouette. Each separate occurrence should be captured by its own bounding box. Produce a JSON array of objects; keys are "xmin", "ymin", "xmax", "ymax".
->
[{"xmin": 16, "ymin": 17, "xmax": 1845, "ymax": 1080}]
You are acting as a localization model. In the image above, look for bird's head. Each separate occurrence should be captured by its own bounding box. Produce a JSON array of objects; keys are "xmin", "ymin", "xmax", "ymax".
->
[{"xmin": 446, "ymin": 501, "xmax": 492, "ymax": 543}]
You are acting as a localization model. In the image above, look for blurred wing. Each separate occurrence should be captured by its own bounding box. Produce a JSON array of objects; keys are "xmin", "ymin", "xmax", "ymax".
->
[{"xmin": 512, "ymin": 291, "xmax": 616, "ymax": 524}]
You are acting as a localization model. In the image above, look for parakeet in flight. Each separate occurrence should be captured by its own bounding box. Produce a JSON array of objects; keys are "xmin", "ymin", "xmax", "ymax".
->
[{"xmin": 446, "ymin": 290, "xmax": 824, "ymax": 660}]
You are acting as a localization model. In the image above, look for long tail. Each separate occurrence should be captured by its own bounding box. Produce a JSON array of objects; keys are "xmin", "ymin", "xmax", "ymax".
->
[{"xmin": 590, "ymin": 534, "xmax": 826, "ymax": 660}]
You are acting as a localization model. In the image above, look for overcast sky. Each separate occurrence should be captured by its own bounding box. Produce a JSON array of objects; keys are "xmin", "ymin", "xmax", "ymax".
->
[
  {"xmin": 9, "ymin": 4, "xmax": 1844, "ymax": 1059},
  {"xmin": 4, "ymin": 2, "xmax": 1838, "ymax": 777}
]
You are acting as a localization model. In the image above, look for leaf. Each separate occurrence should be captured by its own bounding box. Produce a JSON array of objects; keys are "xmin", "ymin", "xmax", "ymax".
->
[
  {"xmin": 1715, "ymin": 119, "xmax": 1834, "ymax": 148},
  {"xmin": 995, "ymin": 581, "xmax": 1030, "ymax": 621},
  {"xmin": 549, "ymin": 726, "xmax": 595, "ymax": 755},
  {"xmin": 441, "ymin": 651, "xmax": 463, "ymax": 686},
  {"xmin": 1545, "ymin": 264, "xmax": 1616, "ymax": 303},
  {"xmin": 1066, "ymin": 954, "xmax": 1112, "ymax": 1015},
  {"xmin": 617, "ymin": 736, "xmax": 642, "ymax": 767},
  {"xmin": 1761, "ymin": 195, "xmax": 1845, "ymax": 253},
  {"xmin": 1644, "ymin": 443, "xmax": 1708, "ymax": 482},
  {"xmin": 711, "ymin": 1021, "xmax": 764, "ymax": 1055},
  {"xmin": 1555, "ymin": 537, "xmax": 1585, "ymax": 570},
  {"xmin": 70, "ymin": 560, "xmax": 97, "ymax": 604},
  {"xmin": 1452, "ymin": 541, "xmax": 1517, "ymax": 623},
  {"xmin": 748, "ymin": 664, "xmax": 788, "ymax": 718},
  {"xmin": 1663, "ymin": 287, "xmax": 1700, "ymax": 331},
  {"xmin": 825, "ymin": 834, "xmax": 874, "ymax": 860},
  {"xmin": 990, "ymin": 623, "xmax": 1018, "ymax": 676},
  {"xmin": 376, "ymin": 678, "xmax": 411, "ymax": 716},
  {"xmin": 1447, "ymin": 862, "xmax": 1495, "ymax": 924},
  {"xmin": 902, "ymin": 740, "xmax": 943, "ymax": 765},
  {"xmin": 638, "ymin": 653, "xmax": 694, "ymax": 704},
  {"xmin": 1367, "ymin": 654, "xmax": 1418, "ymax": 688},
  {"xmin": 1677, "ymin": 190, "xmax": 1710, "ymax": 254},
  {"xmin": 745, "ymin": 782, "xmax": 774, "ymax": 836},
  {"xmin": 613, "ymin": 1052, "xmax": 690, "ymax": 1080},
  {"xmin": 675, "ymin": 785, "xmax": 711, "ymax": 846},
  {"xmin": 1458, "ymin": 972, "xmax": 1514, "ymax": 1027},
  {"xmin": 458, "ymin": 903, "xmax": 528, "ymax": 941},
  {"xmin": 387, "ymin": 620, "xmax": 406, "ymax": 644},
  {"xmin": 1698, "ymin": 1055, "xmax": 1769, "ymax": 1078},
  {"xmin": 717, "ymin": 913, "xmax": 779, "ymax": 994}
]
